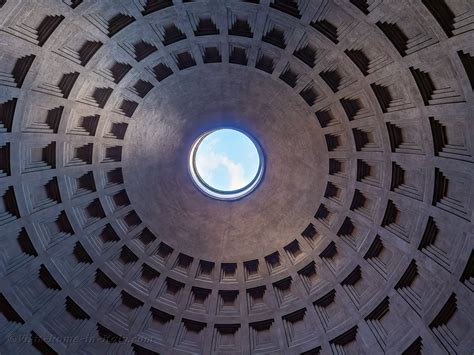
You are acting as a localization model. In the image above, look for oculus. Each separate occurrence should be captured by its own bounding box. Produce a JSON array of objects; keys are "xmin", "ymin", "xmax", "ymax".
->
[{"xmin": 189, "ymin": 128, "xmax": 264, "ymax": 200}]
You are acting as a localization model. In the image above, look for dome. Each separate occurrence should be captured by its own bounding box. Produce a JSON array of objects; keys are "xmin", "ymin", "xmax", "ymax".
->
[{"xmin": 0, "ymin": 0, "xmax": 473, "ymax": 354}]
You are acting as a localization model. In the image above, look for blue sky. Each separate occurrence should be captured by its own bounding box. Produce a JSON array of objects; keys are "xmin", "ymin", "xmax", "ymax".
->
[{"xmin": 195, "ymin": 129, "xmax": 260, "ymax": 191}]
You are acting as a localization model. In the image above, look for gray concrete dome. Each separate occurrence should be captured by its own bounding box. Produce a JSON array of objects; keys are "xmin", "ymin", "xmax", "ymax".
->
[{"xmin": 0, "ymin": 0, "xmax": 473, "ymax": 354}]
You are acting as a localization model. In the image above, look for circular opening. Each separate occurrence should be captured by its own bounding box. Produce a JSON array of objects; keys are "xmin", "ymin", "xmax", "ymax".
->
[{"xmin": 189, "ymin": 128, "xmax": 264, "ymax": 200}]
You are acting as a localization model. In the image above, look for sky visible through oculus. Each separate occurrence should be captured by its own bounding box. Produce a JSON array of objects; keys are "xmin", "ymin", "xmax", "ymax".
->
[{"xmin": 195, "ymin": 129, "xmax": 260, "ymax": 191}]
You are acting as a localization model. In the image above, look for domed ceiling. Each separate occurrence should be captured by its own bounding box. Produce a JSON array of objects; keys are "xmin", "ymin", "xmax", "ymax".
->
[{"xmin": 0, "ymin": 0, "xmax": 473, "ymax": 354}]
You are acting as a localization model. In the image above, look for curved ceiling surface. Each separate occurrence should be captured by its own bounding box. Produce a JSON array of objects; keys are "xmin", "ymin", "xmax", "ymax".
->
[{"xmin": 0, "ymin": 0, "xmax": 473, "ymax": 354}]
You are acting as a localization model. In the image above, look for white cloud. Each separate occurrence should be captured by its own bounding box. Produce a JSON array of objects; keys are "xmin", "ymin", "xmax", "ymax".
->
[
  {"xmin": 222, "ymin": 156, "xmax": 246, "ymax": 190},
  {"xmin": 196, "ymin": 138, "xmax": 246, "ymax": 190}
]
